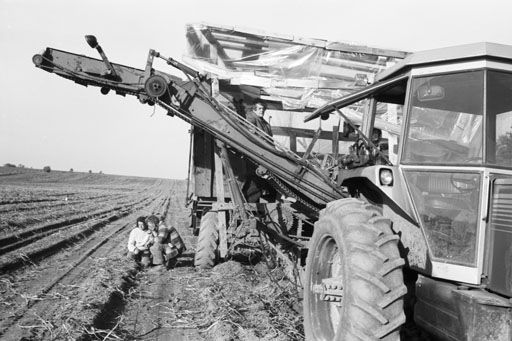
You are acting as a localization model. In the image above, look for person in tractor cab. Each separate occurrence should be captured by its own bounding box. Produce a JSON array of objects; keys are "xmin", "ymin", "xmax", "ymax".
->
[
  {"xmin": 147, "ymin": 215, "xmax": 187, "ymax": 269},
  {"xmin": 127, "ymin": 216, "xmax": 152, "ymax": 267},
  {"xmin": 247, "ymin": 99, "xmax": 272, "ymax": 136}
]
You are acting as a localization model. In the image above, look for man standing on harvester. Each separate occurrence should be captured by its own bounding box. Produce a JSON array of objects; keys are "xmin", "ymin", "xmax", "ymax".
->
[
  {"xmin": 247, "ymin": 99, "xmax": 272, "ymax": 136},
  {"xmin": 242, "ymin": 98, "xmax": 277, "ymax": 203}
]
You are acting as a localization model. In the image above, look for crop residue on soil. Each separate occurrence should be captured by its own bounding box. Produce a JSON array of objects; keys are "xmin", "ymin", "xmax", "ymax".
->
[
  {"xmin": 117, "ymin": 256, "xmax": 304, "ymax": 340},
  {"xmin": 0, "ymin": 167, "xmax": 304, "ymax": 341}
]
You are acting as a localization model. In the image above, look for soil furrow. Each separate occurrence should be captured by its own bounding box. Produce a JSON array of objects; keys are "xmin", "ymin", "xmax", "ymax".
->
[
  {"xmin": 0, "ymin": 193, "xmax": 127, "ymax": 214},
  {"xmin": 0, "ymin": 196, "xmax": 152, "ymax": 251},
  {"xmin": 0, "ymin": 192, "xmax": 171, "ymax": 340},
  {"xmin": 0, "ymin": 172, "xmax": 307, "ymax": 341},
  {"xmin": 0, "ymin": 194, "xmax": 161, "ymax": 273}
]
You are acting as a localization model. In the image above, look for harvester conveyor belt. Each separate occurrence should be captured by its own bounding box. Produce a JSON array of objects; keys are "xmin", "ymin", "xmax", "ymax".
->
[{"xmin": 33, "ymin": 47, "xmax": 347, "ymax": 214}]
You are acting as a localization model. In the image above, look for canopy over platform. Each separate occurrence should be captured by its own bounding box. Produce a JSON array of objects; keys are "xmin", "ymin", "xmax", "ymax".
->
[{"xmin": 183, "ymin": 22, "xmax": 409, "ymax": 111}]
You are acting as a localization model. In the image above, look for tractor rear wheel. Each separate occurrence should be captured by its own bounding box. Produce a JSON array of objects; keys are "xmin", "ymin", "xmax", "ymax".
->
[
  {"xmin": 194, "ymin": 212, "xmax": 219, "ymax": 269},
  {"xmin": 304, "ymin": 198, "xmax": 406, "ymax": 340}
]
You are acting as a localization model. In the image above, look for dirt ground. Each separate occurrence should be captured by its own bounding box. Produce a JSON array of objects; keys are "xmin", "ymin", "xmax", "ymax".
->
[
  {"xmin": 96, "ymin": 192, "xmax": 304, "ymax": 341},
  {"xmin": 0, "ymin": 167, "xmax": 437, "ymax": 341},
  {"xmin": 116, "ymin": 257, "xmax": 304, "ymax": 340},
  {"xmin": 0, "ymin": 168, "xmax": 304, "ymax": 341}
]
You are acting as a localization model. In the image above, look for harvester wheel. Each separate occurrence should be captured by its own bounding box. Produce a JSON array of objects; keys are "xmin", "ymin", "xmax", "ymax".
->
[
  {"xmin": 144, "ymin": 75, "xmax": 168, "ymax": 98},
  {"xmin": 304, "ymin": 198, "xmax": 406, "ymax": 341},
  {"xmin": 194, "ymin": 212, "xmax": 219, "ymax": 269}
]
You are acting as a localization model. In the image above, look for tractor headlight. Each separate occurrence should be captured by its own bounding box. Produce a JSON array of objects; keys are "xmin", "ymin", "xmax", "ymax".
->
[{"xmin": 379, "ymin": 168, "xmax": 394, "ymax": 186}]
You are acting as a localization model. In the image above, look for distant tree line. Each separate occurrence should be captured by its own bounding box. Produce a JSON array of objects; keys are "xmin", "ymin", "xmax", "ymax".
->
[
  {"xmin": 3, "ymin": 163, "xmax": 25, "ymax": 168},
  {"xmin": 2, "ymin": 164, "xmax": 103, "ymax": 174}
]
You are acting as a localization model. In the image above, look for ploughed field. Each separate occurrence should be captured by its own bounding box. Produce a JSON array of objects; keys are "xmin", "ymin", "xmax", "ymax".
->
[{"xmin": 0, "ymin": 167, "xmax": 303, "ymax": 340}]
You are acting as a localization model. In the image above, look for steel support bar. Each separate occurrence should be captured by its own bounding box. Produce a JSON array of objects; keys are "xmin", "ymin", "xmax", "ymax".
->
[{"xmin": 213, "ymin": 146, "xmax": 228, "ymax": 258}]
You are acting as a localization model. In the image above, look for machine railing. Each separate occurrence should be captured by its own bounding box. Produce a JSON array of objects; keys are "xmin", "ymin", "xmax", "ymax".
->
[{"xmin": 33, "ymin": 42, "xmax": 347, "ymax": 217}]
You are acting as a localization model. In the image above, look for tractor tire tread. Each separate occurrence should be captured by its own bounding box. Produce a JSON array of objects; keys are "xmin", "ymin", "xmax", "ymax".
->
[
  {"xmin": 194, "ymin": 212, "xmax": 219, "ymax": 269},
  {"xmin": 304, "ymin": 198, "xmax": 406, "ymax": 341}
]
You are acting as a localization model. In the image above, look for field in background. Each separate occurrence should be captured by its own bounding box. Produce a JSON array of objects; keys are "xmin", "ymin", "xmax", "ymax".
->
[
  {"xmin": 0, "ymin": 166, "xmax": 186, "ymax": 340},
  {"xmin": 0, "ymin": 167, "xmax": 303, "ymax": 341}
]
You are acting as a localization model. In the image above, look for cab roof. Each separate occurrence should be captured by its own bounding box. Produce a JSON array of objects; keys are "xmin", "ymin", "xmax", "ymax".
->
[
  {"xmin": 377, "ymin": 42, "xmax": 512, "ymax": 81},
  {"xmin": 305, "ymin": 42, "xmax": 512, "ymax": 122}
]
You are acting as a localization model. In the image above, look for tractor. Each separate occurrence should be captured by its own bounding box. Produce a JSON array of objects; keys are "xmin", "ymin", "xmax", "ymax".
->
[
  {"xmin": 33, "ymin": 34, "xmax": 512, "ymax": 340},
  {"xmin": 302, "ymin": 42, "xmax": 512, "ymax": 341}
]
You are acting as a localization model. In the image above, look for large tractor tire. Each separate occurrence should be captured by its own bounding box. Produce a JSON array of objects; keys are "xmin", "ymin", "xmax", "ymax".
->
[
  {"xmin": 304, "ymin": 198, "xmax": 406, "ymax": 341},
  {"xmin": 194, "ymin": 211, "xmax": 220, "ymax": 269}
]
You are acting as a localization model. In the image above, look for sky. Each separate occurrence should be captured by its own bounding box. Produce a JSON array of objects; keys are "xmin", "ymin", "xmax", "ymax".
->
[{"xmin": 1, "ymin": 0, "xmax": 512, "ymax": 179}]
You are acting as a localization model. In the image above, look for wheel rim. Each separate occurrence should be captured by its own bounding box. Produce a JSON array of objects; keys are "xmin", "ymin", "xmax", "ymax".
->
[
  {"xmin": 309, "ymin": 233, "xmax": 344, "ymax": 339},
  {"xmin": 145, "ymin": 75, "xmax": 168, "ymax": 97}
]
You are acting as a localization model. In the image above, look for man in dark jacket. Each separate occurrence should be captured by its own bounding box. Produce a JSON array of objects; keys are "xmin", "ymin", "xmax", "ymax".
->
[
  {"xmin": 247, "ymin": 99, "xmax": 272, "ymax": 136},
  {"xmin": 242, "ymin": 99, "xmax": 277, "ymax": 202}
]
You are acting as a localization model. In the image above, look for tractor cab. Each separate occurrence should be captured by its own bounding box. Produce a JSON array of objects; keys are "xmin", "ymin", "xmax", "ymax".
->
[
  {"xmin": 309, "ymin": 42, "xmax": 512, "ymax": 295},
  {"xmin": 304, "ymin": 42, "xmax": 512, "ymax": 340}
]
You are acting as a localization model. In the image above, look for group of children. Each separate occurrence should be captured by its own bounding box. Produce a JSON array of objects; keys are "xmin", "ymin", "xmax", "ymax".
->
[{"xmin": 127, "ymin": 214, "xmax": 186, "ymax": 269}]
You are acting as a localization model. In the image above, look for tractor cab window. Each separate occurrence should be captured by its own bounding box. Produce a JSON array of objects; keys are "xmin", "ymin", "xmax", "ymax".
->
[
  {"xmin": 403, "ymin": 71, "xmax": 484, "ymax": 165},
  {"xmin": 376, "ymin": 102, "xmax": 403, "ymax": 165},
  {"xmin": 487, "ymin": 70, "xmax": 512, "ymax": 167},
  {"xmin": 402, "ymin": 71, "xmax": 484, "ymax": 265}
]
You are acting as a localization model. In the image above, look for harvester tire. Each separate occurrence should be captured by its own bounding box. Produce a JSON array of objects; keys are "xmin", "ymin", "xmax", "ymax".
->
[
  {"xmin": 194, "ymin": 212, "xmax": 219, "ymax": 269},
  {"xmin": 304, "ymin": 198, "xmax": 406, "ymax": 341},
  {"xmin": 144, "ymin": 75, "xmax": 168, "ymax": 98}
]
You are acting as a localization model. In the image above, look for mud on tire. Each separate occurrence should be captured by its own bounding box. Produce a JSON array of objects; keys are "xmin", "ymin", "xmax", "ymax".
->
[
  {"xmin": 194, "ymin": 211, "xmax": 219, "ymax": 269},
  {"xmin": 304, "ymin": 198, "xmax": 406, "ymax": 341}
]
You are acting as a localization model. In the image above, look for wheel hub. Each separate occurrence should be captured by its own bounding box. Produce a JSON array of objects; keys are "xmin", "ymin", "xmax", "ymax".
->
[
  {"xmin": 312, "ymin": 277, "xmax": 344, "ymax": 303},
  {"xmin": 144, "ymin": 75, "xmax": 168, "ymax": 97}
]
